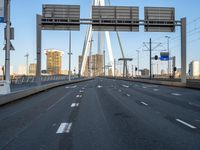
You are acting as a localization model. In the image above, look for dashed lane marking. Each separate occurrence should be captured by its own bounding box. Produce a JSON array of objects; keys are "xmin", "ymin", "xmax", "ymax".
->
[
  {"xmin": 141, "ymin": 102, "xmax": 148, "ymax": 106},
  {"xmin": 122, "ymin": 85, "xmax": 129, "ymax": 88},
  {"xmin": 171, "ymin": 93, "xmax": 181, "ymax": 96},
  {"xmin": 176, "ymin": 119, "xmax": 197, "ymax": 129},
  {"xmin": 71, "ymin": 103, "xmax": 79, "ymax": 107},
  {"xmin": 56, "ymin": 123, "xmax": 72, "ymax": 134}
]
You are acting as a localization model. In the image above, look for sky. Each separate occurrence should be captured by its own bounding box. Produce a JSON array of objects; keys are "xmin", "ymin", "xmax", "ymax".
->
[{"xmin": 0, "ymin": 0, "xmax": 200, "ymax": 74}]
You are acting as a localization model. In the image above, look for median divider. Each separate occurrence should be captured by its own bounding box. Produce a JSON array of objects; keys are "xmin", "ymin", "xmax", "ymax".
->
[{"xmin": 0, "ymin": 78, "xmax": 93, "ymax": 106}]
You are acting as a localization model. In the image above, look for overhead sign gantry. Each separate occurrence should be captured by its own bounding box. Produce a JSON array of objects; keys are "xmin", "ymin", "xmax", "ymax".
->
[{"xmin": 36, "ymin": 4, "xmax": 187, "ymax": 84}]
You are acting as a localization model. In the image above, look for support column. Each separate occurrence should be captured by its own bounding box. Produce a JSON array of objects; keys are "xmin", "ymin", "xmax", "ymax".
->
[
  {"xmin": 181, "ymin": 17, "xmax": 187, "ymax": 83},
  {"xmin": 36, "ymin": 15, "xmax": 42, "ymax": 86}
]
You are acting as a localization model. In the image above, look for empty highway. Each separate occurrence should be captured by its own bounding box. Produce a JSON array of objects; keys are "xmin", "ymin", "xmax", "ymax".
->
[{"xmin": 0, "ymin": 78, "xmax": 200, "ymax": 150}]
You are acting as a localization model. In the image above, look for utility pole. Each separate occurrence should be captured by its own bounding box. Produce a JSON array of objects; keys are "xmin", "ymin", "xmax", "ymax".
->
[
  {"xmin": 136, "ymin": 50, "xmax": 140, "ymax": 76},
  {"xmin": 114, "ymin": 59, "xmax": 116, "ymax": 77},
  {"xmin": 68, "ymin": 31, "xmax": 72, "ymax": 81},
  {"xmin": 150, "ymin": 38, "xmax": 152, "ymax": 80},
  {"xmin": 165, "ymin": 36, "xmax": 170, "ymax": 76},
  {"xmin": 132, "ymin": 64, "xmax": 133, "ymax": 78},
  {"xmin": 103, "ymin": 50, "xmax": 105, "ymax": 76},
  {"xmin": 25, "ymin": 53, "xmax": 29, "ymax": 75},
  {"xmin": 4, "ymin": 0, "xmax": 11, "ymax": 93}
]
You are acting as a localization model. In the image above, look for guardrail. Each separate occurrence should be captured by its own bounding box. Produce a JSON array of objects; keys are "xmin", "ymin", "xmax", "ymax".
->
[{"xmin": 0, "ymin": 77, "xmax": 93, "ymax": 106}]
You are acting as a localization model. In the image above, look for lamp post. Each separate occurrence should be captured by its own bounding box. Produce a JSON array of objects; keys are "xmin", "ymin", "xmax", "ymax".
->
[{"xmin": 165, "ymin": 36, "xmax": 170, "ymax": 76}]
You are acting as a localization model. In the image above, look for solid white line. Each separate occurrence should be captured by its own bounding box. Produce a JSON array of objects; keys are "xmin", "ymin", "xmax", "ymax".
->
[
  {"xmin": 122, "ymin": 85, "xmax": 129, "ymax": 88},
  {"xmin": 141, "ymin": 102, "xmax": 148, "ymax": 106},
  {"xmin": 47, "ymin": 95, "xmax": 67, "ymax": 111},
  {"xmin": 171, "ymin": 93, "xmax": 181, "ymax": 96},
  {"xmin": 176, "ymin": 119, "xmax": 197, "ymax": 129},
  {"xmin": 56, "ymin": 123, "xmax": 67, "ymax": 133}
]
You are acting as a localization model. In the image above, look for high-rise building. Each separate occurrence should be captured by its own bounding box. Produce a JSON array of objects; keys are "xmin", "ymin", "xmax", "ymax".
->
[
  {"xmin": 29, "ymin": 63, "xmax": 36, "ymax": 75},
  {"xmin": 189, "ymin": 61, "xmax": 200, "ymax": 77},
  {"xmin": 79, "ymin": 54, "xmax": 103, "ymax": 77},
  {"xmin": 45, "ymin": 49, "xmax": 64, "ymax": 75},
  {"xmin": 18, "ymin": 64, "xmax": 26, "ymax": 75}
]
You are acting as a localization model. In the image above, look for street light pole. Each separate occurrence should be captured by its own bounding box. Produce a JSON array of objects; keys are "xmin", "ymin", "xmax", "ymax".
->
[
  {"xmin": 165, "ymin": 36, "xmax": 170, "ymax": 76},
  {"xmin": 103, "ymin": 50, "xmax": 105, "ymax": 76},
  {"xmin": 5, "ymin": 0, "xmax": 11, "ymax": 93},
  {"xmin": 68, "ymin": 31, "xmax": 72, "ymax": 81},
  {"xmin": 136, "ymin": 50, "xmax": 140, "ymax": 76},
  {"xmin": 25, "ymin": 53, "xmax": 29, "ymax": 75}
]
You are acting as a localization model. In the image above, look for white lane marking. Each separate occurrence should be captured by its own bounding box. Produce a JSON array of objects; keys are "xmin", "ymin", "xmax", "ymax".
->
[
  {"xmin": 171, "ymin": 93, "xmax": 181, "ymax": 96},
  {"xmin": 141, "ymin": 102, "xmax": 148, "ymax": 106},
  {"xmin": 153, "ymin": 89, "xmax": 159, "ymax": 91},
  {"xmin": 56, "ymin": 123, "xmax": 72, "ymax": 134},
  {"xmin": 122, "ymin": 85, "xmax": 129, "ymax": 88},
  {"xmin": 189, "ymin": 102, "xmax": 200, "ymax": 107},
  {"xmin": 97, "ymin": 85, "xmax": 103, "ymax": 88},
  {"xmin": 47, "ymin": 95, "xmax": 67, "ymax": 111},
  {"xmin": 65, "ymin": 86, "xmax": 69, "ymax": 89},
  {"xmin": 142, "ymin": 86, "xmax": 147, "ymax": 89},
  {"xmin": 71, "ymin": 103, "xmax": 79, "ymax": 107},
  {"xmin": 126, "ymin": 94, "xmax": 131, "ymax": 97},
  {"xmin": 79, "ymin": 90, "xmax": 84, "ymax": 93},
  {"xmin": 176, "ymin": 119, "xmax": 197, "ymax": 129},
  {"xmin": 71, "ymin": 85, "xmax": 77, "ymax": 88},
  {"xmin": 76, "ymin": 95, "xmax": 80, "ymax": 98},
  {"xmin": 66, "ymin": 123, "xmax": 72, "ymax": 133}
]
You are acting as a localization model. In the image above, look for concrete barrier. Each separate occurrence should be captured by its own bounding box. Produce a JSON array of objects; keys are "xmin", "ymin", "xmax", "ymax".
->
[{"xmin": 0, "ymin": 78, "xmax": 93, "ymax": 106}]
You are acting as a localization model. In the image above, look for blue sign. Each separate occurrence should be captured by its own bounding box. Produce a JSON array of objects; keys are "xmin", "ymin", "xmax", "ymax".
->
[
  {"xmin": 0, "ymin": 17, "xmax": 4, "ymax": 23},
  {"xmin": 160, "ymin": 56, "xmax": 169, "ymax": 61}
]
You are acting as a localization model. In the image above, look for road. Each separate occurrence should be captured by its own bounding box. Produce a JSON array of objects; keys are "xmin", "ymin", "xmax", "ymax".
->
[{"xmin": 0, "ymin": 77, "xmax": 200, "ymax": 150}]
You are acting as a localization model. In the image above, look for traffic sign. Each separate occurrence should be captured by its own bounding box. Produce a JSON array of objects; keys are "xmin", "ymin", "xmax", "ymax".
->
[
  {"xmin": 160, "ymin": 52, "xmax": 169, "ymax": 61},
  {"xmin": 42, "ymin": 5, "xmax": 80, "ymax": 31},
  {"xmin": 144, "ymin": 7, "xmax": 175, "ymax": 32},
  {"xmin": 92, "ymin": 6, "xmax": 139, "ymax": 32}
]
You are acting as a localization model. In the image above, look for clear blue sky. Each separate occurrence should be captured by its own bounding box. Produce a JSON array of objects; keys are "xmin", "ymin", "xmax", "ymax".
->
[{"xmin": 0, "ymin": 0, "xmax": 200, "ymax": 74}]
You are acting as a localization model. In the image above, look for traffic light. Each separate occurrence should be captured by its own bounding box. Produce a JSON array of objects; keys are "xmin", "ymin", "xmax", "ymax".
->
[
  {"xmin": 154, "ymin": 55, "xmax": 158, "ymax": 60},
  {"xmin": 173, "ymin": 67, "xmax": 177, "ymax": 72},
  {"xmin": 135, "ymin": 67, "xmax": 138, "ymax": 71}
]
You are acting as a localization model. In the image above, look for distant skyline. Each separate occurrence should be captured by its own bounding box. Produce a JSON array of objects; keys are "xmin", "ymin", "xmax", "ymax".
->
[{"xmin": 0, "ymin": 0, "xmax": 200, "ymax": 74}]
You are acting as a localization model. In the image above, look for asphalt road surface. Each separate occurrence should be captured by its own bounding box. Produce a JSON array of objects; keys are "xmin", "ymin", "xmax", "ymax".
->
[{"xmin": 0, "ymin": 77, "xmax": 200, "ymax": 150}]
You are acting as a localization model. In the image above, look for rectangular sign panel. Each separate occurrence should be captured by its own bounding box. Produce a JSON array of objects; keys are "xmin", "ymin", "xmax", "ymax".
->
[
  {"xmin": 144, "ymin": 7, "xmax": 175, "ymax": 32},
  {"xmin": 0, "ymin": 0, "xmax": 4, "ymax": 23},
  {"xmin": 160, "ymin": 52, "xmax": 169, "ymax": 61},
  {"xmin": 92, "ymin": 6, "xmax": 139, "ymax": 32},
  {"xmin": 42, "ymin": 4, "xmax": 80, "ymax": 31}
]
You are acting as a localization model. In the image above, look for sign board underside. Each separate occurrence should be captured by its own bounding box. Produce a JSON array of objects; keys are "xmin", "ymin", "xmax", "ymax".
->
[
  {"xmin": 42, "ymin": 5, "xmax": 80, "ymax": 31},
  {"xmin": 144, "ymin": 7, "xmax": 175, "ymax": 32},
  {"xmin": 92, "ymin": 6, "xmax": 139, "ymax": 31}
]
